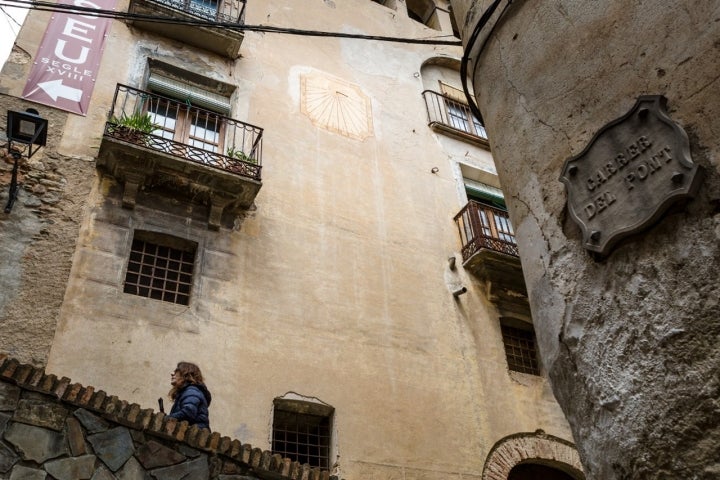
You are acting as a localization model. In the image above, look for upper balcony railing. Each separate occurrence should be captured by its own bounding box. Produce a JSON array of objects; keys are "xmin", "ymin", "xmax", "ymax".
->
[
  {"xmin": 104, "ymin": 84, "xmax": 262, "ymax": 181},
  {"xmin": 127, "ymin": 0, "xmax": 246, "ymax": 57},
  {"xmin": 423, "ymin": 90, "xmax": 488, "ymax": 143},
  {"xmin": 454, "ymin": 200, "xmax": 518, "ymax": 261},
  {"xmin": 149, "ymin": 0, "xmax": 246, "ymax": 23}
]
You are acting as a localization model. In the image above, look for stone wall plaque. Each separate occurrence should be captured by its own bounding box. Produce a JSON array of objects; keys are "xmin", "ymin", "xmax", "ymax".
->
[{"xmin": 560, "ymin": 95, "xmax": 701, "ymax": 255}]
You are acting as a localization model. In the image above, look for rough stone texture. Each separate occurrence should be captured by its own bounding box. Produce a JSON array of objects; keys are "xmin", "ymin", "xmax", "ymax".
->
[
  {"xmin": 115, "ymin": 456, "xmax": 149, "ymax": 480},
  {"xmin": 44, "ymin": 455, "xmax": 97, "ymax": 480},
  {"xmin": 13, "ymin": 398, "xmax": 69, "ymax": 431},
  {"xmin": 453, "ymin": 0, "xmax": 720, "ymax": 478},
  {"xmin": 0, "ymin": 94, "xmax": 93, "ymax": 368},
  {"xmin": 0, "ymin": 383, "xmax": 21, "ymax": 411},
  {"xmin": 91, "ymin": 465, "xmax": 117, "ymax": 480},
  {"xmin": 136, "ymin": 441, "xmax": 186, "ymax": 469},
  {"xmin": 150, "ymin": 457, "xmax": 209, "ymax": 480},
  {"xmin": 67, "ymin": 417, "xmax": 88, "ymax": 456},
  {"xmin": 0, "ymin": 440, "xmax": 21, "ymax": 473},
  {"xmin": 75, "ymin": 409, "xmax": 110, "ymax": 433},
  {"xmin": 88, "ymin": 427, "xmax": 135, "ymax": 472},
  {"xmin": 4, "ymin": 422, "xmax": 68, "ymax": 463},
  {"xmin": 0, "ymin": 412, "xmax": 10, "ymax": 434},
  {"xmin": 9, "ymin": 465, "xmax": 47, "ymax": 480}
]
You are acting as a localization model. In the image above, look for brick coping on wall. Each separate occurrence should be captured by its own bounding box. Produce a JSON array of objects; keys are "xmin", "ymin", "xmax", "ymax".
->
[{"xmin": 0, "ymin": 353, "xmax": 335, "ymax": 480}]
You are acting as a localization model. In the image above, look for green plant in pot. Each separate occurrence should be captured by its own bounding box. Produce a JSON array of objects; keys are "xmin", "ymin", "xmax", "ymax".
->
[
  {"xmin": 227, "ymin": 146, "xmax": 257, "ymax": 164},
  {"xmin": 110, "ymin": 111, "xmax": 158, "ymax": 143}
]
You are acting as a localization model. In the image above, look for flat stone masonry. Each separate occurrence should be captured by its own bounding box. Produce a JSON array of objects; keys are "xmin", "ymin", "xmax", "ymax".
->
[{"xmin": 0, "ymin": 354, "xmax": 336, "ymax": 480}]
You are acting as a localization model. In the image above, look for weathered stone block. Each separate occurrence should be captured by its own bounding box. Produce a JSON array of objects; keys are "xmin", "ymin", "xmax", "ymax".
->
[
  {"xmin": 4, "ymin": 422, "xmax": 68, "ymax": 463},
  {"xmin": 0, "ymin": 383, "xmax": 21, "ymax": 411},
  {"xmin": 178, "ymin": 444, "xmax": 201, "ymax": 459},
  {"xmin": 0, "ymin": 412, "xmax": 11, "ymax": 435},
  {"xmin": 91, "ymin": 465, "xmax": 117, "ymax": 480},
  {"xmin": 136, "ymin": 440, "xmax": 185, "ymax": 469},
  {"xmin": 8, "ymin": 465, "xmax": 47, "ymax": 480},
  {"xmin": 67, "ymin": 417, "xmax": 87, "ymax": 456},
  {"xmin": 150, "ymin": 457, "xmax": 208, "ymax": 480},
  {"xmin": 74, "ymin": 409, "xmax": 110, "ymax": 433},
  {"xmin": 45, "ymin": 454, "xmax": 97, "ymax": 480},
  {"xmin": 115, "ymin": 456, "xmax": 147, "ymax": 480},
  {"xmin": 88, "ymin": 427, "xmax": 134, "ymax": 472},
  {"xmin": 13, "ymin": 398, "xmax": 69, "ymax": 431},
  {"xmin": 0, "ymin": 440, "xmax": 21, "ymax": 474}
]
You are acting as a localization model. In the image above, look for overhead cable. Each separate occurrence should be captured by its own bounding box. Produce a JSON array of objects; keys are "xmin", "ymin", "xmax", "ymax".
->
[{"xmin": 0, "ymin": 0, "xmax": 463, "ymax": 46}]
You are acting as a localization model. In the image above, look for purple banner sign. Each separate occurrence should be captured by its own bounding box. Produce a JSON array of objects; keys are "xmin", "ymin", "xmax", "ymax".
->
[{"xmin": 22, "ymin": 0, "xmax": 117, "ymax": 116}]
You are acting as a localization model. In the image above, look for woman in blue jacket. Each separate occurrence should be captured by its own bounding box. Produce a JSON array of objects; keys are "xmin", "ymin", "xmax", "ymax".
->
[{"xmin": 168, "ymin": 362, "xmax": 212, "ymax": 430}]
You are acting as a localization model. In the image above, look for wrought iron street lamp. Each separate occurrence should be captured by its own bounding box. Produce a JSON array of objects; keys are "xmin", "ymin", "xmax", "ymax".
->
[{"xmin": 4, "ymin": 108, "xmax": 48, "ymax": 213}]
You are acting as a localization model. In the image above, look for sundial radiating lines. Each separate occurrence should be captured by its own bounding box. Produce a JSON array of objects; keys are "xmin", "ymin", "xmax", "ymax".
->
[{"xmin": 301, "ymin": 73, "xmax": 373, "ymax": 140}]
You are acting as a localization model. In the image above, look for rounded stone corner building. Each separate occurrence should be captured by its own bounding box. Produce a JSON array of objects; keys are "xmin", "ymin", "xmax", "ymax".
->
[
  {"xmin": 0, "ymin": 0, "xmax": 584, "ymax": 479},
  {"xmin": 453, "ymin": 1, "xmax": 720, "ymax": 479}
]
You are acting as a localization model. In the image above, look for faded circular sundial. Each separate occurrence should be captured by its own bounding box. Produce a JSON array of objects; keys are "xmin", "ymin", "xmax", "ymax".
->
[{"xmin": 300, "ymin": 72, "xmax": 373, "ymax": 140}]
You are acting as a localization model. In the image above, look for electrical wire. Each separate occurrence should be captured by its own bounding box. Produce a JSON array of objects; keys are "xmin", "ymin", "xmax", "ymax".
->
[
  {"xmin": 0, "ymin": 5, "xmax": 22, "ymax": 29},
  {"xmin": 459, "ymin": 0, "xmax": 513, "ymax": 126},
  {"xmin": 0, "ymin": 0, "xmax": 463, "ymax": 46}
]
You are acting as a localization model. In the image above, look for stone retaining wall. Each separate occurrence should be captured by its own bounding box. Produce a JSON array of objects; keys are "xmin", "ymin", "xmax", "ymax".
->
[{"xmin": 0, "ymin": 354, "xmax": 333, "ymax": 480}]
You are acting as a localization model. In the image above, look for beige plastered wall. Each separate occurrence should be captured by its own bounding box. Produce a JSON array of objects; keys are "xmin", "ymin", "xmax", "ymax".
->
[{"xmin": 2, "ymin": 0, "xmax": 574, "ymax": 478}]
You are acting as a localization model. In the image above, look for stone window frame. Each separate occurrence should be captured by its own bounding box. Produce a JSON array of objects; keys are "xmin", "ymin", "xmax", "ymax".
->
[
  {"xmin": 500, "ymin": 317, "xmax": 541, "ymax": 376},
  {"xmin": 121, "ymin": 229, "xmax": 200, "ymax": 306},
  {"xmin": 271, "ymin": 396, "xmax": 335, "ymax": 470}
]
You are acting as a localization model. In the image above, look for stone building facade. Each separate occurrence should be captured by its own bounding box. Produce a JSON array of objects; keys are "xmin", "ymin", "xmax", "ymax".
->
[
  {"xmin": 1, "ymin": 0, "xmax": 581, "ymax": 479},
  {"xmin": 451, "ymin": 1, "xmax": 720, "ymax": 479}
]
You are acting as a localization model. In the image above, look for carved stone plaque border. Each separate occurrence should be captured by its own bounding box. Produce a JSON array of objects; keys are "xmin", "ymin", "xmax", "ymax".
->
[{"xmin": 560, "ymin": 95, "xmax": 702, "ymax": 255}]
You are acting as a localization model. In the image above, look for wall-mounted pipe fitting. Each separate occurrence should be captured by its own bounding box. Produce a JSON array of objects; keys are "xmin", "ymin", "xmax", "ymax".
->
[{"xmin": 452, "ymin": 286, "xmax": 467, "ymax": 297}]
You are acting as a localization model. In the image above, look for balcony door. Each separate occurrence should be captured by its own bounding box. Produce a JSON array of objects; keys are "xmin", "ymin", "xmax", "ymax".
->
[
  {"xmin": 465, "ymin": 181, "xmax": 515, "ymax": 245},
  {"xmin": 145, "ymin": 73, "xmax": 231, "ymax": 160},
  {"xmin": 148, "ymin": 98, "xmax": 223, "ymax": 153}
]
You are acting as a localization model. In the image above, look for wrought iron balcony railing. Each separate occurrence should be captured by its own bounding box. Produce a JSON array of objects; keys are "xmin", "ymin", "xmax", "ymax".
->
[
  {"xmin": 104, "ymin": 84, "xmax": 262, "ymax": 181},
  {"xmin": 454, "ymin": 200, "xmax": 518, "ymax": 261},
  {"xmin": 150, "ymin": 0, "xmax": 246, "ymax": 23},
  {"xmin": 423, "ymin": 90, "xmax": 488, "ymax": 142}
]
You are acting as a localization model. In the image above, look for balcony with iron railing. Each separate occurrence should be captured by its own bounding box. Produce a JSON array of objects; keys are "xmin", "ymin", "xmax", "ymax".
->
[
  {"xmin": 423, "ymin": 90, "xmax": 489, "ymax": 147},
  {"xmin": 97, "ymin": 84, "xmax": 263, "ymax": 229},
  {"xmin": 455, "ymin": 200, "xmax": 518, "ymax": 261},
  {"xmin": 454, "ymin": 200, "xmax": 530, "ymax": 320},
  {"xmin": 128, "ymin": 0, "xmax": 246, "ymax": 58}
]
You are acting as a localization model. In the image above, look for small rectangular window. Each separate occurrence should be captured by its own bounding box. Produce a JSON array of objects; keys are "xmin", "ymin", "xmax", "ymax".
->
[
  {"xmin": 272, "ymin": 399, "xmax": 333, "ymax": 469},
  {"xmin": 501, "ymin": 323, "xmax": 540, "ymax": 375},
  {"xmin": 123, "ymin": 232, "xmax": 197, "ymax": 305}
]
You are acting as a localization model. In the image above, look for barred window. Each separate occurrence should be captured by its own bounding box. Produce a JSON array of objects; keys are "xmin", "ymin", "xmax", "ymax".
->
[
  {"xmin": 272, "ymin": 398, "xmax": 333, "ymax": 469},
  {"xmin": 123, "ymin": 232, "xmax": 196, "ymax": 305},
  {"xmin": 501, "ymin": 321, "xmax": 540, "ymax": 375}
]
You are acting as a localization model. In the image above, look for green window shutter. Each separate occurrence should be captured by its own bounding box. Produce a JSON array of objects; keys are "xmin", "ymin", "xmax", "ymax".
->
[
  {"xmin": 464, "ymin": 179, "xmax": 506, "ymax": 209},
  {"xmin": 147, "ymin": 74, "xmax": 231, "ymax": 115}
]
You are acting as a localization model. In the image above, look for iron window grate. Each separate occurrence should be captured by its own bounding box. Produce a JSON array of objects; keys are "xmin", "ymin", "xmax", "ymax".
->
[
  {"xmin": 123, "ymin": 237, "xmax": 195, "ymax": 305},
  {"xmin": 501, "ymin": 324, "xmax": 540, "ymax": 375},
  {"xmin": 272, "ymin": 410, "xmax": 330, "ymax": 469}
]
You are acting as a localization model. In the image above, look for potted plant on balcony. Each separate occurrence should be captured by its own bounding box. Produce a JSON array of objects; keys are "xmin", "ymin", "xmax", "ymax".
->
[
  {"xmin": 227, "ymin": 146, "xmax": 256, "ymax": 164},
  {"xmin": 109, "ymin": 111, "xmax": 158, "ymax": 144},
  {"xmin": 225, "ymin": 146, "xmax": 259, "ymax": 174}
]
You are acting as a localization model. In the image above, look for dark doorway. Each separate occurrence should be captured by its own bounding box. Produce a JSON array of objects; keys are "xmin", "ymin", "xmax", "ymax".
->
[{"xmin": 508, "ymin": 463, "xmax": 576, "ymax": 480}]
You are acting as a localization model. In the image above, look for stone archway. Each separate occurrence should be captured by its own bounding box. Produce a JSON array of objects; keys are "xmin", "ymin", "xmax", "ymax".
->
[{"xmin": 482, "ymin": 432, "xmax": 584, "ymax": 480}]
